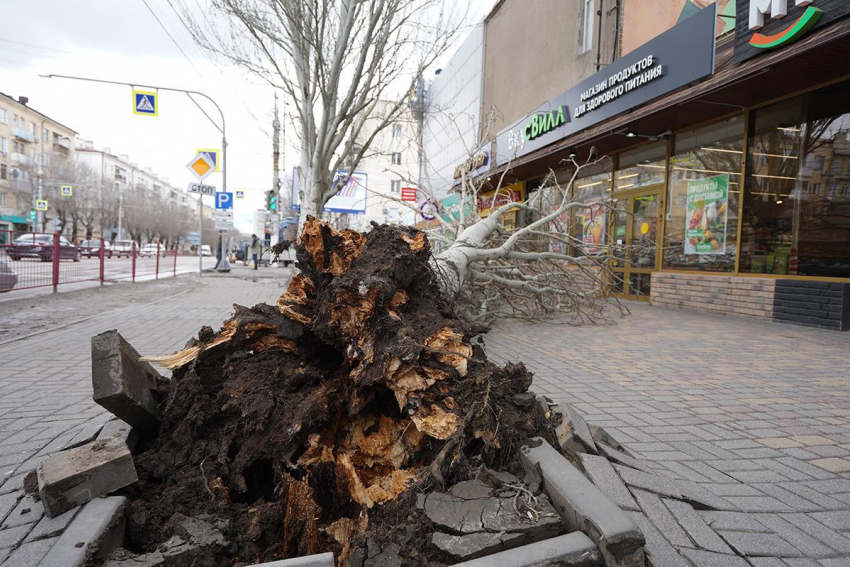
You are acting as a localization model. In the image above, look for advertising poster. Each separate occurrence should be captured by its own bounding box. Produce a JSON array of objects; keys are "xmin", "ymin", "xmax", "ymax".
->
[
  {"xmin": 291, "ymin": 168, "xmax": 368, "ymax": 214},
  {"xmin": 685, "ymin": 174, "xmax": 729, "ymax": 255},
  {"xmin": 581, "ymin": 200, "xmax": 607, "ymax": 254}
]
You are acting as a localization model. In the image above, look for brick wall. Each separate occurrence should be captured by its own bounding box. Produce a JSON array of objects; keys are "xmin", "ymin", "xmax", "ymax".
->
[
  {"xmin": 650, "ymin": 272, "xmax": 775, "ymax": 319},
  {"xmin": 650, "ymin": 273, "xmax": 850, "ymax": 331},
  {"xmin": 774, "ymin": 280, "xmax": 850, "ymax": 331}
]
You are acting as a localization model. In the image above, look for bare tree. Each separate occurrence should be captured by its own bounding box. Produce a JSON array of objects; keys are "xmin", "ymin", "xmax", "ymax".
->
[{"xmin": 175, "ymin": 0, "xmax": 462, "ymax": 229}]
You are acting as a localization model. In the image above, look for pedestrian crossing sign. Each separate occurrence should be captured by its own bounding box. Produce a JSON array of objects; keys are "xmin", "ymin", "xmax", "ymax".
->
[
  {"xmin": 133, "ymin": 90, "xmax": 158, "ymax": 116},
  {"xmin": 36, "ymin": 199, "xmax": 48, "ymax": 211},
  {"xmin": 236, "ymin": 190, "xmax": 244, "ymax": 199},
  {"xmin": 60, "ymin": 185, "xmax": 73, "ymax": 197}
]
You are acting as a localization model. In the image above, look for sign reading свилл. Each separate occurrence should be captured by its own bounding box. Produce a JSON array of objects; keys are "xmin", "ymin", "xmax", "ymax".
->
[
  {"xmin": 494, "ymin": 4, "xmax": 717, "ymax": 166},
  {"xmin": 685, "ymin": 174, "xmax": 729, "ymax": 255}
]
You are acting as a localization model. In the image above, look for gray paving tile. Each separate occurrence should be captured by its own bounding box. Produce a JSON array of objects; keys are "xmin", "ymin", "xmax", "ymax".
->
[
  {"xmin": 718, "ymin": 530, "xmax": 804, "ymax": 558},
  {"xmin": 632, "ymin": 489, "xmax": 691, "ymax": 547},
  {"xmin": 664, "ymin": 499, "xmax": 732, "ymax": 554}
]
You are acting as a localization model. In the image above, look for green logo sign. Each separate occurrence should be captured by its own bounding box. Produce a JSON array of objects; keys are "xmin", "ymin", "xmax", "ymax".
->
[
  {"xmin": 523, "ymin": 105, "xmax": 566, "ymax": 142},
  {"xmin": 749, "ymin": 6, "xmax": 824, "ymax": 50}
]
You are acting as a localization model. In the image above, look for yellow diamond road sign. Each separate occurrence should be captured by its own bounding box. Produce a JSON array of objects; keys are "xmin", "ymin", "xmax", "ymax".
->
[{"xmin": 187, "ymin": 152, "xmax": 215, "ymax": 182}]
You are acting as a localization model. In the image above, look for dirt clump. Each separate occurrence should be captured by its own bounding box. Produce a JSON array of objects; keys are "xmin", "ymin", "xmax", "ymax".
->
[{"xmin": 118, "ymin": 218, "xmax": 559, "ymax": 566}]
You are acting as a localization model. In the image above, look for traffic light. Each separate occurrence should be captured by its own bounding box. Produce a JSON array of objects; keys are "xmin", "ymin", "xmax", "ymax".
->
[{"xmin": 266, "ymin": 190, "xmax": 278, "ymax": 211}]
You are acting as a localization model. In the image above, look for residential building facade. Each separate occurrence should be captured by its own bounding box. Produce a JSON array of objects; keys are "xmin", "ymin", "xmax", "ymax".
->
[
  {"xmin": 0, "ymin": 92, "xmax": 77, "ymax": 242},
  {"xmin": 75, "ymin": 140, "xmax": 195, "ymax": 247}
]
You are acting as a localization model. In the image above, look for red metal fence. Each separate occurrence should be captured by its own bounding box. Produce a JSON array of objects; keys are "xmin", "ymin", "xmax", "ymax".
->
[{"xmin": 0, "ymin": 230, "xmax": 184, "ymax": 294}]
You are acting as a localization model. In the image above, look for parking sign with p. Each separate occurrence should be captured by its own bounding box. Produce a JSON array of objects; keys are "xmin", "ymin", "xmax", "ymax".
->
[{"xmin": 215, "ymin": 192, "xmax": 233, "ymax": 210}]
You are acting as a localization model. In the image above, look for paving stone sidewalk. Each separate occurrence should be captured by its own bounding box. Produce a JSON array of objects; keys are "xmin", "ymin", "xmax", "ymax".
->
[
  {"xmin": 489, "ymin": 303, "xmax": 850, "ymax": 566},
  {"xmin": 0, "ymin": 273, "xmax": 286, "ymax": 566}
]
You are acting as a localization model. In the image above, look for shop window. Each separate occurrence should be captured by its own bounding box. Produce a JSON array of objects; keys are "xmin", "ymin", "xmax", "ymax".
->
[
  {"xmin": 740, "ymin": 80, "xmax": 850, "ymax": 278},
  {"xmin": 571, "ymin": 164, "xmax": 612, "ymax": 256},
  {"xmin": 614, "ymin": 142, "xmax": 667, "ymax": 192},
  {"xmin": 663, "ymin": 115, "xmax": 744, "ymax": 272}
]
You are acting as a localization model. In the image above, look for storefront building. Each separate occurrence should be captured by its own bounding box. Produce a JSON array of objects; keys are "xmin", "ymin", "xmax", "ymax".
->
[{"xmin": 482, "ymin": 0, "xmax": 850, "ymax": 330}]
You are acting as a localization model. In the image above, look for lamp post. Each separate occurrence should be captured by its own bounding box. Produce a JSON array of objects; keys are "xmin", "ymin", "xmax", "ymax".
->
[{"xmin": 40, "ymin": 73, "xmax": 231, "ymax": 273}]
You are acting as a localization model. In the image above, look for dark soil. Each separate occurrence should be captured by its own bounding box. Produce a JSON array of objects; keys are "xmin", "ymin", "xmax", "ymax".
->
[{"xmin": 117, "ymin": 219, "xmax": 557, "ymax": 567}]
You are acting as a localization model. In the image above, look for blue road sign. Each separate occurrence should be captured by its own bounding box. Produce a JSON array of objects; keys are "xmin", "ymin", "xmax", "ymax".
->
[
  {"xmin": 133, "ymin": 90, "xmax": 157, "ymax": 116},
  {"xmin": 215, "ymin": 192, "xmax": 233, "ymax": 210},
  {"xmin": 236, "ymin": 190, "xmax": 244, "ymax": 199}
]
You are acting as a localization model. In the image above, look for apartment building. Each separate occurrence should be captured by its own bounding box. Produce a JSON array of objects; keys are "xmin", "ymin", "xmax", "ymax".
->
[
  {"xmin": 0, "ymin": 92, "xmax": 77, "ymax": 241},
  {"xmin": 76, "ymin": 140, "xmax": 195, "ymax": 243}
]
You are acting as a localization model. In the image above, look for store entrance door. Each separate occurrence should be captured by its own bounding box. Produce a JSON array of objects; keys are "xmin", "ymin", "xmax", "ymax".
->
[{"xmin": 610, "ymin": 187, "xmax": 664, "ymax": 300}]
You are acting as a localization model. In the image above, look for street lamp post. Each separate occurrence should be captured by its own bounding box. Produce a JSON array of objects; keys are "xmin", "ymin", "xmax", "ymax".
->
[{"xmin": 40, "ymin": 73, "xmax": 231, "ymax": 273}]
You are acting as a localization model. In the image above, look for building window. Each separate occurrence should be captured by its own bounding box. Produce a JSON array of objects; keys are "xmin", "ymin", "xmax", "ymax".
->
[
  {"xmin": 16, "ymin": 195, "xmax": 24, "ymax": 209},
  {"xmin": 0, "ymin": 193, "xmax": 5, "ymax": 207},
  {"xmin": 0, "ymin": 108, "xmax": 6, "ymax": 124},
  {"xmin": 663, "ymin": 114, "xmax": 745, "ymax": 273},
  {"xmin": 391, "ymin": 152, "xmax": 402, "ymax": 165},
  {"xmin": 30, "ymin": 122, "xmax": 37, "ymax": 136},
  {"xmin": 0, "ymin": 164, "xmax": 6, "ymax": 180},
  {"xmin": 0, "ymin": 137, "xmax": 6, "ymax": 154},
  {"xmin": 391, "ymin": 180, "xmax": 401, "ymax": 194},
  {"xmin": 43, "ymin": 128, "xmax": 49, "ymax": 143},
  {"xmin": 391, "ymin": 124, "xmax": 402, "ymax": 138},
  {"xmin": 740, "ymin": 79, "xmax": 850, "ymax": 278},
  {"xmin": 579, "ymin": 0, "xmax": 595, "ymax": 54}
]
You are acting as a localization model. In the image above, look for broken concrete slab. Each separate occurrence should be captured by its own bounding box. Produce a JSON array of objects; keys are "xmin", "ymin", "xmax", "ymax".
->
[
  {"xmin": 433, "ymin": 531, "xmax": 526, "ymax": 561},
  {"xmin": 534, "ymin": 396, "xmax": 552, "ymax": 426},
  {"xmin": 91, "ymin": 330, "xmax": 163, "ymax": 435},
  {"xmin": 448, "ymin": 532, "xmax": 601, "ymax": 567},
  {"xmin": 103, "ymin": 515, "xmax": 227, "ymax": 567},
  {"xmin": 423, "ymin": 480, "xmax": 560, "ymax": 539},
  {"xmin": 37, "ymin": 435, "xmax": 137, "ymax": 518},
  {"xmin": 60, "ymin": 413, "xmax": 115, "ymax": 452},
  {"xmin": 520, "ymin": 438, "xmax": 644, "ymax": 567},
  {"xmin": 96, "ymin": 418, "xmax": 140, "ymax": 452},
  {"xmin": 554, "ymin": 403, "xmax": 598, "ymax": 455},
  {"xmin": 40, "ymin": 496, "xmax": 127, "ymax": 567}
]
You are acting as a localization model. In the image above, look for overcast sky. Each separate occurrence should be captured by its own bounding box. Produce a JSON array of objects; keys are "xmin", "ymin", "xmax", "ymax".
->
[{"xmin": 0, "ymin": 0, "xmax": 495, "ymax": 232}]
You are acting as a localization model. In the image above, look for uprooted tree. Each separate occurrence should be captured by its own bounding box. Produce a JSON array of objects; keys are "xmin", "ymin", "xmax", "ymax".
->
[
  {"xmin": 129, "ymin": 218, "xmax": 551, "ymax": 565},
  {"xmin": 376, "ymin": 139, "xmax": 627, "ymax": 323}
]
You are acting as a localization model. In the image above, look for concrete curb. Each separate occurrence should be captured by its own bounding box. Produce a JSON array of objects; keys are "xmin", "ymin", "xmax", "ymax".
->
[
  {"xmin": 448, "ymin": 532, "xmax": 601, "ymax": 567},
  {"xmin": 39, "ymin": 496, "xmax": 127, "ymax": 567},
  {"xmin": 520, "ymin": 438, "xmax": 645, "ymax": 567}
]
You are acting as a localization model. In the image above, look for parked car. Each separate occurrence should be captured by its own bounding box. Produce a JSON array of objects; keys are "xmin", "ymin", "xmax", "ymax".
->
[
  {"xmin": 200, "ymin": 245, "xmax": 212, "ymax": 256},
  {"xmin": 7, "ymin": 234, "xmax": 81, "ymax": 262},
  {"xmin": 111, "ymin": 240, "xmax": 136, "ymax": 258},
  {"xmin": 79, "ymin": 238, "xmax": 113, "ymax": 258},
  {"xmin": 139, "ymin": 244, "xmax": 165, "ymax": 257},
  {"xmin": 0, "ymin": 259, "xmax": 17, "ymax": 292}
]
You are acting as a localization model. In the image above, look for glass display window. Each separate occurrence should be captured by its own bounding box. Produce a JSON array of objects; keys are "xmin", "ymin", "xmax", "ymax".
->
[
  {"xmin": 614, "ymin": 142, "xmax": 667, "ymax": 193},
  {"xmin": 741, "ymin": 80, "xmax": 850, "ymax": 278},
  {"xmin": 663, "ymin": 115, "xmax": 744, "ymax": 272},
  {"xmin": 571, "ymin": 163, "xmax": 612, "ymax": 256}
]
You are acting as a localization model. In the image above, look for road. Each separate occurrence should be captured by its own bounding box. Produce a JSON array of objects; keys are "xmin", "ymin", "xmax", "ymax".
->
[{"xmin": 0, "ymin": 254, "xmax": 220, "ymax": 301}]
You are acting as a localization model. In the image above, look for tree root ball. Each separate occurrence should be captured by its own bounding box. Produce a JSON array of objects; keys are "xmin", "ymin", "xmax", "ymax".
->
[{"xmin": 121, "ymin": 219, "xmax": 555, "ymax": 566}]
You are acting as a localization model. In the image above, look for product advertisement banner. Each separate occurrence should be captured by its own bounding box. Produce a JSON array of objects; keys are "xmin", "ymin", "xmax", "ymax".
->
[
  {"xmin": 685, "ymin": 174, "xmax": 729, "ymax": 255},
  {"xmin": 581, "ymin": 200, "xmax": 607, "ymax": 255}
]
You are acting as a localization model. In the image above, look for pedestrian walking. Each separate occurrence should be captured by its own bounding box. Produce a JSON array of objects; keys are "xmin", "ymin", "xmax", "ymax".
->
[{"xmin": 250, "ymin": 234, "xmax": 262, "ymax": 270}]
